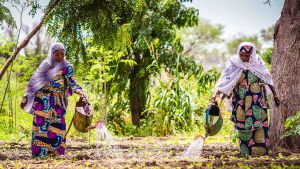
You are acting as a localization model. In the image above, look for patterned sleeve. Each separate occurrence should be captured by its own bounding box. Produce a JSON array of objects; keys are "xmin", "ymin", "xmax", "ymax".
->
[{"xmin": 62, "ymin": 65, "xmax": 82, "ymax": 95}]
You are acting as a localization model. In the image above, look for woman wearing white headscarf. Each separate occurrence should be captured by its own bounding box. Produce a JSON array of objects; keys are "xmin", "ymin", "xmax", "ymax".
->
[
  {"xmin": 21, "ymin": 42, "xmax": 86, "ymax": 157},
  {"xmin": 211, "ymin": 42, "xmax": 280, "ymax": 157}
]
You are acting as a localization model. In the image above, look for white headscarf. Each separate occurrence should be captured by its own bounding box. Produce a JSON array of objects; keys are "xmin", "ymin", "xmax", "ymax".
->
[
  {"xmin": 23, "ymin": 42, "xmax": 69, "ymax": 114},
  {"xmin": 214, "ymin": 42, "xmax": 273, "ymax": 96}
]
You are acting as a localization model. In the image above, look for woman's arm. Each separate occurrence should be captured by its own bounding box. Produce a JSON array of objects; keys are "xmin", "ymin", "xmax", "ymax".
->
[
  {"xmin": 20, "ymin": 96, "xmax": 28, "ymax": 109},
  {"xmin": 210, "ymin": 90, "xmax": 222, "ymax": 102},
  {"xmin": 75, "ymin": 88, "xmax": 86, "ymax": 98},
  {"xmin": 63, "ymin": 65, "xmax": 86, "ymax": 98},
  {"xmin": 267, "ymin": 84, "xmax": 280, "ymax": 107}
]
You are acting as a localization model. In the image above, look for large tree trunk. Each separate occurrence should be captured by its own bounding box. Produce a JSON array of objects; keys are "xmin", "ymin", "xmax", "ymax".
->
[
  {"xmin": 270, "ymin": 0, "xmax": 300, "ymax": 151},
  {"xmin": 129, "ymin": 53, "xmax": 149, "ymax": 126}
]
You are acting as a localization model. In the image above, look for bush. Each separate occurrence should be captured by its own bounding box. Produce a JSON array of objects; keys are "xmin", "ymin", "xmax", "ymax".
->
[{"xmin": 282, "ymin": 112, "xmax": 300, "ymax": 138}]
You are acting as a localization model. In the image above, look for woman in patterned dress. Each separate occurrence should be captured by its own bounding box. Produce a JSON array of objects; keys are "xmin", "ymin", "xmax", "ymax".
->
[
  {"xmin": 20, "ymin": 43, "xmax": 86, "ymax": 157},
  {"xmin": 211, "ymin": 42, "xmax": 280, "ymax": 157}
]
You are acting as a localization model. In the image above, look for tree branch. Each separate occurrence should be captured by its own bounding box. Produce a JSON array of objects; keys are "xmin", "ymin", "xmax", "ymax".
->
[
  {"xmin": 182, "ymin": 42, "xmax": 196, "ymax": 56},
  {"xmin": 264, "ymin": 0, "xmax": 271, "ymax": 7},
  {"xmin": 0, "ymin": 0, "xmax": 61, "ymax": 80}
]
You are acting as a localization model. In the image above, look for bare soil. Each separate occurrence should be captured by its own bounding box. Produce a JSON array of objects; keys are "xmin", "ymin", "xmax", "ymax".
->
[{"xmin": 0, "ymin": 137, "xmax": 299, "ymax": 168}]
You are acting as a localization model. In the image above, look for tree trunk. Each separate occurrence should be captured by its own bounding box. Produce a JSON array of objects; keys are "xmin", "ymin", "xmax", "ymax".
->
[
  {"xmin": 270, "ymin": 0, "xmax": 300, "ymax": 151},
  {"xmin": 129, "ymin": 53, "xmax": 149, "ymax": 126}
]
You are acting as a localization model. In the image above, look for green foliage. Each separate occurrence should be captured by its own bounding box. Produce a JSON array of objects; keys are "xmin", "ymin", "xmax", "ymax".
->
[
  {"xmin": 81, "ymin": 44, "xmax": 221, "ymax": 136},
  {"xmin": 0, "ymin": 0, "xmax": 42, "ymax": 28},
  {"xmin": 197, "ymin": 68, "xmax": 220, "ymax": 94},
  {"xmin": 0, "ymin": 33, "xmax": 48, "ymax": 141},
  {"xmin": 1, "ymin": 0, "xmax": 222, "ymax": 137},
  {"xmin": 46, "ymin": 0, "xmax": 133, "ymax": 59},
  {"xmin": 0, "ymin": 35, "xmax": 15, "ymax": 60},
  {"xmin": 282, "ymin": 112, "xmax": 300, "ymax": 138},
  {"xmin": 148, "ymin": 80, "xmax": 195, "ymax": 135},
  {"xmin": 0, "ymin": 1, "xmax": 16, "ymax": 27},
  {"xmin": 0, "ymin": 35, "xmax": 46, "ymax": 81},
  {"xmin": 230, "ymin": 130, "xmax": 238, "ymax": 143},
  {"xmin": 134, "ymin": 63, "xmax": 220, "ymax": 136},
  {"xmin": 0, "ymin": 70, "xmax": 32, "ymax": 141},
  {"xmin": 261, "ymin": 47, "xmax": 272, "ymax": 69},
  {"xmin": 46, "ymin": 0, "xmax": 200, "ymax": 125}
]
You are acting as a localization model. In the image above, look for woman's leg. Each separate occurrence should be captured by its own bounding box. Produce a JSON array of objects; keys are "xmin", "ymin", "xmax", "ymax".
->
[
  {"xmin": 251, "ymin": 126, "xmax": 268, "ymax": 156},
  {"xmin": 238, "ymin": 127, "xmax": 268, "ymax": 157},
  {"xmin": 31, "ymin": 114, "xmax": 66, "ymax": 157},
  {"xmin": 32, "ymin": 114, "xmax": 51, "ymax": 157},
  {"xmin": 238, "ymin": 130, "xmax": 252, "ymax": 157},
  {"xmin": 49, "ymin": 119, "xmax": 66, "ymax": 156}
]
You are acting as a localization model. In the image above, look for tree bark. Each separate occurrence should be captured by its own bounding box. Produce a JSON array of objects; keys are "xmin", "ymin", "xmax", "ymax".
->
[
  {"xmin": 270, "ymin": 0, "xmax": 300, "ymax": 151},
  {"xmin": 129, "ymin": 53, "xmax": 149, "ymax": 126},
  {"xmin": 0, "ymin": 0, "xmax": 61, "ymax": 80}
]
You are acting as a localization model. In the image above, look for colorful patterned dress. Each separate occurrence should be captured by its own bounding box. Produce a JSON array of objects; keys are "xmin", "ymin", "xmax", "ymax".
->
[
  {"xmin": 230, "ymin": 70, "xmax": 269, "ymax": 157},
  {"xmin": 31, "ymin": 64, "xmax": 81, "ymax": 157}
]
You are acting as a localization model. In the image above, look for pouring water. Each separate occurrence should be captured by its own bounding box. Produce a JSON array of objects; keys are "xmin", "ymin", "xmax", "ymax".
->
[
  {"xmin": 95, "ymin": 121, "xmax": 113, "ymax": 142},
  {"xmin": 182, "ymin": 135, "xmax": 205, "ymax": 158},
  {"xmin": 94, "ymin": 121, "xmax": 121, "ymax": 158}
]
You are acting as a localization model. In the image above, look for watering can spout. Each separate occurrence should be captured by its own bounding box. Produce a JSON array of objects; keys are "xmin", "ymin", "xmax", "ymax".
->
[
  {"xmin": 86, "ymin": 121, "xmax": 106, "ymax": 131},
  {"xmin": 194, "ymin": 134, "xmax": 206, "ymax": 141}
]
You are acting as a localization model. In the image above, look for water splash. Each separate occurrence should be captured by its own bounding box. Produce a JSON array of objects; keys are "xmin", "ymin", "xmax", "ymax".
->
[
  {"xmin": 182, "ymin": 136, "xmax": 205, "ymax": 158},
  {"xmin": 95, "ymin": 121, "xmax": 117, "ymax": 158},
  {"xmin": 95, "ymin": 122, "xmax": 113, "ymax": 144}
]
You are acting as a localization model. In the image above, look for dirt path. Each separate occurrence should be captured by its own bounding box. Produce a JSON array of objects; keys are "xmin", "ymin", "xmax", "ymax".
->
[{"xmin": 0, "ymin": 137, "xmax": 299, "ymax": 168}]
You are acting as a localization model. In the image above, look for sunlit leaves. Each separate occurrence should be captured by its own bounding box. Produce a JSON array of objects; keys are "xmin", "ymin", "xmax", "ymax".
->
[
  {"xmin": 120, "ymin": 59, "xmax": 137, "ymax": 67},
  {"xmin": 261, "ymin": 47, "xmax": 272, "ymax": 69},
  {"xmin": 0, "ymin": 1, "xmax": 16, "ymax": 27},
  {"xmin": 147, "ymin": 79, "xmax": 194, "ymax": 135},
  {"xmin": 45, "ymin": 0, "xmax": 201, "ymax": 127},
  {"xmin": 282, "ymin": 112, "xmax": 300, "ymax": 138},
  {"xmin": 0, "ymin": 36, "xmax": 15, "ymax": 58}
]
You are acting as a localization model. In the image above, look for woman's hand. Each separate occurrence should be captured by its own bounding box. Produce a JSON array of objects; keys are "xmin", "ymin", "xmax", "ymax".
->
[
  {"xmin": 20, "ymin": 96, "xmax": 28, "ymax": 109},
  {"xmin": 80, "ymin": 92, "xmax": 86, "ymax": 98},
  {"xmin": 210, "ymin": 91, "xmax": 221, "ymax": 104},
  {"xmin": 76, "ymin": 89, "xmax": 86, "ymax": 98},
  {"xmin": 210, "ymin": 96, "xmax": 217, "ymax": 103},
  {"xmin": 268, "ymin": 84, "xmax": 280, "ymax": 107},
  {"xmin": 274, "ymin": 96, "xmax": 280, "ymax": 107}
]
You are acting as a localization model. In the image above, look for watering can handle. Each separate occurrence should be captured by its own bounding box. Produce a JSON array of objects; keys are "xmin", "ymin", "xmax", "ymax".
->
[
  {"xmin": 205, "ymin": 107, "xmax": 209, "ymax": 125},
  {"xmin": 80, "ymin": 96, "xmax": 92, "ymax": 114},
  {"xmin": 65, "ymin": 114, "xmax": 75, "ymax": 138},
  {"xmin": 80, "ymin": 96, "xmax": 89, "ymax": 104}
]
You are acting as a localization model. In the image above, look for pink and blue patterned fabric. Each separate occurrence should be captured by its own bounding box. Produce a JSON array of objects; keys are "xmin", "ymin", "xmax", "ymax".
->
[{"xmin": 31, "ymin": 64, "xmax": 81, "ymax": 157}]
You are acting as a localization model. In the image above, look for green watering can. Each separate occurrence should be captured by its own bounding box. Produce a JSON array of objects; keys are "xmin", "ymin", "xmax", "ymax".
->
[{"xmin": 204, "ymin": 101, "xmax": 223, "ymax": 137}]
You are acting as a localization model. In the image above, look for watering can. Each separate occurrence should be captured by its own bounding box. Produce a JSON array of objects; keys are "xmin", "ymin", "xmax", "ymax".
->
[
  {"xmin": 73, "ymin": 97, "xmax": 94, "ymax": 133},
  {"xmin": 66, "ymin": 97, "xmax": 94, "ymax": 137},
  {"xmin": 204, "ymin": 101, "xmax": 223, "ymax": 136},
  {"xmin": 195, "ymin": 101, "xmax": 223, "ymax": 140}
]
